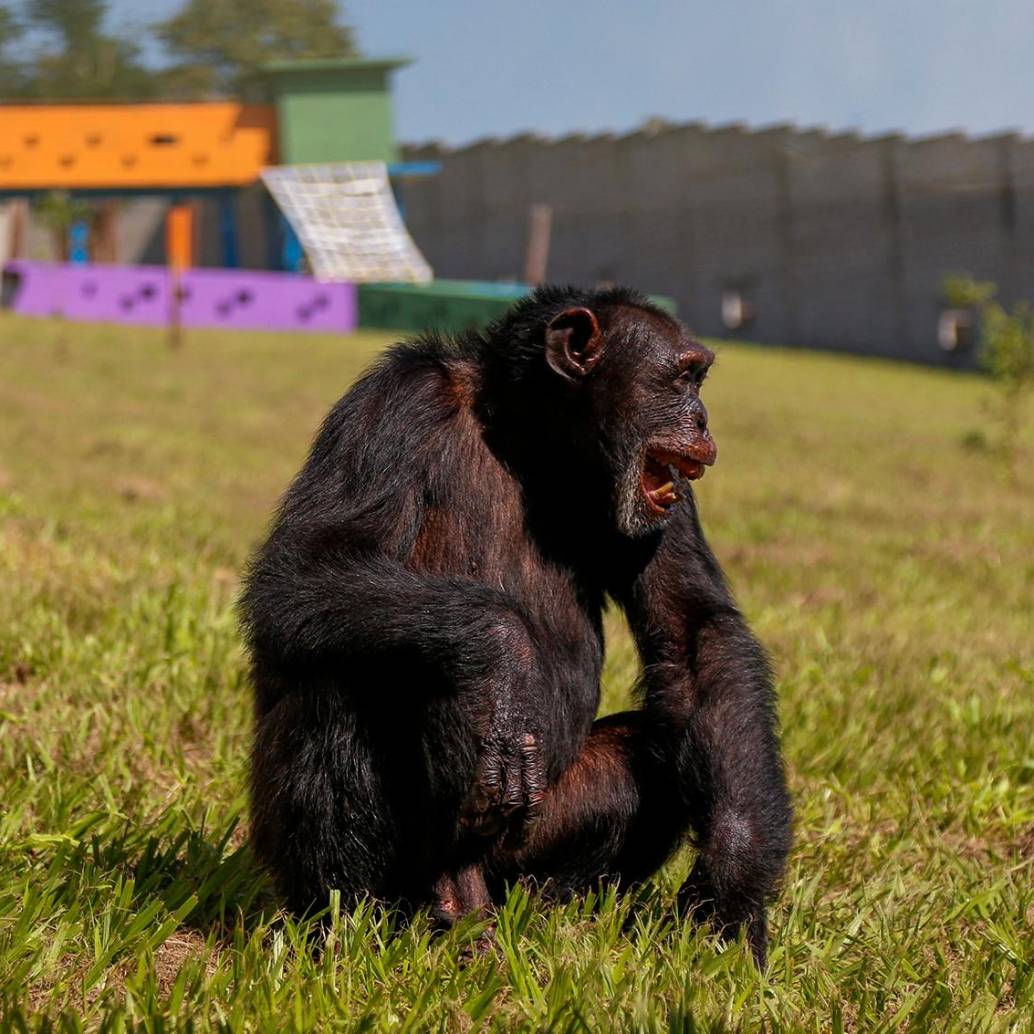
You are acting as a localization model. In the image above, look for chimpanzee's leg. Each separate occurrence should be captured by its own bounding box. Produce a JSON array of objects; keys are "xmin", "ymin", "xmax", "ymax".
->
[
  {"xmin": 245, "ymin": 547, "xmax": 594, "ymax": 922},
  {"xmin": 491, "ymin": 709, "xmax": 786, "ymax": 965},
  {"xmin": 489, "ymin": 711, "xmax": 690, "ymax": 898},
  {"xmin": 250, "ymin": 683, "xmax": 493, "ymax": 918},
  {"xmin": 250, "ymin": 651, "xmax": 576, "ymax": 925}
]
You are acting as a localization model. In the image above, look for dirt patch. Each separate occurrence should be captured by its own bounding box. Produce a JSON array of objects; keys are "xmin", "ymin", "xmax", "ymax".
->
[
  {"xmin": 27, "ymin": 931, "xmax": 219, "ymax": 1016},
  {"xmin": 1015, "ymin": 825, "xmax": 1034, "ymax": 863},
  {"xmin": 115, "ymin": 477, "xmax": 166, "ymax": 504},
  {"xmin": 0, "ymin": 664, "xmax": 45, "ymax": 724},
  {"xmin": 153, "ymin": 931, "xmax": 216, "ymax": 996}
]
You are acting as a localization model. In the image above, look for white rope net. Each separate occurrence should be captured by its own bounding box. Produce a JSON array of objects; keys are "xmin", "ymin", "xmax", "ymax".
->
[{"xmin": 261, "ymin": 161, "xmax": 433, "ymax": 284}]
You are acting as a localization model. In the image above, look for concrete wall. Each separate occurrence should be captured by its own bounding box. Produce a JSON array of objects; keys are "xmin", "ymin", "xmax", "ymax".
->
[{"xmin": 401, "ymin": 123, "xmax": 1034, "ymax": 367}]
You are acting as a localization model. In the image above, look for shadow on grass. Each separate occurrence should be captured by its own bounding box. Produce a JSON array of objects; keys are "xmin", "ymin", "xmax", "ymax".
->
[
  {"xmin": 63, "ymin": 809, "xmax": 279, "ymax": 941},
  {"xmin": 70, "ymin": 811, "xmax": 452, "ymax": 958},
  {"xmin": 49, "ymin": 805, "xmax": 701, "ymax": 975}
]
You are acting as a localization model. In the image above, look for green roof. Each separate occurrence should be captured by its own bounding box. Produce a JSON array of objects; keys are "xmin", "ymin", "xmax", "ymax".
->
[{"xmin": 259, "ymin": 57, "xmax": 412, "ymax": 76}]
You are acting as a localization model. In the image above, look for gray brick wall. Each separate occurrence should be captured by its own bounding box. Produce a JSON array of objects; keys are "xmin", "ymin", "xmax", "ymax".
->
[{"xmin": 402, "ymin": 123, "xmax": 1034, "ymax": 367}]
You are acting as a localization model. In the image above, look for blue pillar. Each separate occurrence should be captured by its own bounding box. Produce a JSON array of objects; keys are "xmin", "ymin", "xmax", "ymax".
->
[
  {"xmin": 281, "ymin": 216, "xmax": 303, "ymax": 273},
  {"xmin": 218, "ymin": 192, "xmax": 239, "ymax": 268},
  {"xmin": 69, "ymin": 220, "xmax": 89, "ymax": 264}
]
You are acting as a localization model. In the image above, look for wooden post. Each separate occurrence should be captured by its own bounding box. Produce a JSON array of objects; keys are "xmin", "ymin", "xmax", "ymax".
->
[
  {"xmin": 9, "ymin": 198, "xmax": 27, "ymax": 260},
  {"xmin": 165, "ymin": 203, "xmax": 193, "ymax": 349},
  {"xmin": 91, "ymin": 201, "xmax": 119, "ymax": 263},
  {"xmin": 523, "ymin": 203, "xmax": 552, "ymax": 286}
]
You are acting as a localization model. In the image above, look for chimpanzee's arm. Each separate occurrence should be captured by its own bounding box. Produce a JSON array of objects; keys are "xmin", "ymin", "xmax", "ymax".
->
[
  {"xmin": 615, "ymin": 495, "xmax": 792, "ymax": 966},
  {"xmin": 242, "ymin": 532, "xmax": 549, "ymax": 829},
  {"xmin": 241, "ymin": 342, "xmax": 534, "ymax": 680},
  {"xmin": 240, "ymin": 347, "xmax": 549, "ymax": 826},
  {"xmin": 243, "ymin": 529, "xmax": 520, "ymax": 673}
]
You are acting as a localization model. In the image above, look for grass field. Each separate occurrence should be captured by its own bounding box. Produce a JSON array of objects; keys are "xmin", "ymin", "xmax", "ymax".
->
[{"xmin": 0, "ymin": 313, "xmax": 1032, "ymax": 1032}]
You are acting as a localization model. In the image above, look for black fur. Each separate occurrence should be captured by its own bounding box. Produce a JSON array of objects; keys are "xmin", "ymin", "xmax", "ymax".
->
[{"xmin": 240, "ymin": 285, "xmax": 792, "ymax": 965}]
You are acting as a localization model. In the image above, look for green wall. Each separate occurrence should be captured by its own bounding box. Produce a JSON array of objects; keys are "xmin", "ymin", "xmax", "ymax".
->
[
  {"xmin": 262, "ymin": 58, "xmax": 409, "ymax": 165},
  {"xmin": 358, "ymin": 281, "xmax": 678, "ymax": 334}
]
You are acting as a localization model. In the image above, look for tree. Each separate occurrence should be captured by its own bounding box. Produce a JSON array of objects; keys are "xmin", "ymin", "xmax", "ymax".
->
[
  {"xmin": 34, "ymin": 190, "xmax": 93, "ymax": 260},
  {"xmin": 8, "ymin": 0, "xmax": 156, "ymax": 99},
  {"xmin": 944, "ymin": 274, "xmax": 1034, "ymax": 482},
  {"xmin": 0, "ymin": 3, "xmax": 17, "ymax": 36},
  {"xmin": 27, "ymin": 0, "xmax": 103, "ymax": 42},
  {"xmin": 154, "ymin": 0, "xmax": 358, "ymax": 97},
  {"xmin": 0, "ymin": 4, "xmax": 28, "ymax": 95}
]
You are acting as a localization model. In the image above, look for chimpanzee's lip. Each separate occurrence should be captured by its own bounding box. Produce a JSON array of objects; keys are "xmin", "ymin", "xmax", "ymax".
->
[{"xmin": 640, "ymin": 447, "xmax": 714, "ymax": 513}]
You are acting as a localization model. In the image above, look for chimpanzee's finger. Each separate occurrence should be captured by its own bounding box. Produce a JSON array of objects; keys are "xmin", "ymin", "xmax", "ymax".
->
[
  {"xmin": 476, "ymin": 744, "xmax": 504, "ymax": 797},
  {"xmin": 460, "ymin": 749, "xmax": 503, "ymax": 828},
  {"xmin": 519, "ymin": 733, "xmax": 545, "ymax": 809},
  {"xmin": 500, "ymin": 741, "xmax": 525, "ymax": 813}
]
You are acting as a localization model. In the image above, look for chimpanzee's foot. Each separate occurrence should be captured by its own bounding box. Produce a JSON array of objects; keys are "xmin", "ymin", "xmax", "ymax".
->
[
  {"xmin": 432, "ymin": 863, "xmax": 492, "ymax": 924},
  {"xmin": 433, "ymin": 863, "xmax": 496, "ymax": 955},
  {"xmin": 677, "ymin": 865, "xmax": 768, "ymax": 969}
]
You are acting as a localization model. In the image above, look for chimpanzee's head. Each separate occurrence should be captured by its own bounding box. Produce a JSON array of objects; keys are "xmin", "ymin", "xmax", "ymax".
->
[{"xmin": 540, "ymin": 293, "xmax": 717, "ymax": 538}]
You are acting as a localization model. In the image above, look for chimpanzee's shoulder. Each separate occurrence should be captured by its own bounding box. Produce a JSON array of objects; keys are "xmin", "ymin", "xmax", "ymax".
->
[
  {"xmin": 359, "ymin": 331, "xmax": 473, "ymax": 388},
  {"xmin": 351, "ymin": 332, "xmax": 479, "ymax": 417}
]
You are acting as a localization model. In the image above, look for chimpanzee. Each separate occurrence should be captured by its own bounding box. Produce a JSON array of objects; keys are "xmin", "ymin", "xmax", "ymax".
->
[{"xmin": 240, "ymin": 285, "xmax": 792, "ymax": 966}]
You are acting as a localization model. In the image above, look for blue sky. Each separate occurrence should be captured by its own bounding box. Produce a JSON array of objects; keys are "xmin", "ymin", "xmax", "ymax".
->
[{"xmin": 108, "ymin": 0, "xmax": 1034, "ymax": 145}]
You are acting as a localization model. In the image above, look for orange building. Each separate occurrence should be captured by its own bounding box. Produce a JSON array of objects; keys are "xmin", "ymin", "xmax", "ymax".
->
[
  {"xmin": 0, "ymin": 58, "xmax": 426, "ymax": 270},
  {"xmin": 0, "ymin": 103, "xmax": 278, "ymax": 192}
]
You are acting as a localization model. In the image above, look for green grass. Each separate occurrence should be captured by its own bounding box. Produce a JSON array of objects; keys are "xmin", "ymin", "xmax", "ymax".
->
[{"xmin": 0, "ymin": 314, "xmax": 1032, "ymax": 1032}]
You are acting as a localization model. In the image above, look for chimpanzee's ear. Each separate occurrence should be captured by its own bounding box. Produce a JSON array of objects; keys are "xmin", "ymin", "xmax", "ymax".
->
[{"xmin": 545, "ymin": 307, "xmax": 604, "ymax": 381}]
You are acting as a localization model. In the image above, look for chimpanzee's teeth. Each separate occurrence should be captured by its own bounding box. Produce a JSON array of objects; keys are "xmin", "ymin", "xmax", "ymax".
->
[{"xmin": 668, "ymin": 462, "xmax": 688, "ymax": 486}]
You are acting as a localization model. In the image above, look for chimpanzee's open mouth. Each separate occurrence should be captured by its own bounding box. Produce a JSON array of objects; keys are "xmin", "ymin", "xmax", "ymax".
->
[{"xmin": 641, "ymin": 450, "xmax": 709, "ymax": 513}]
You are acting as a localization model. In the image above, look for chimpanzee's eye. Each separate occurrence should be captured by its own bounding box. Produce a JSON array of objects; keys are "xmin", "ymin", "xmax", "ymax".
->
[{"xmin": 677, "ymin": 367, "xmax": 706, "ymax": 388}]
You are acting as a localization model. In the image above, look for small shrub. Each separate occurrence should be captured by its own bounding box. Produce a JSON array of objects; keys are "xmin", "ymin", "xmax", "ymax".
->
[{"xmin": 943, "ymin": 274, "xmax": 1034, "ymax": 481}]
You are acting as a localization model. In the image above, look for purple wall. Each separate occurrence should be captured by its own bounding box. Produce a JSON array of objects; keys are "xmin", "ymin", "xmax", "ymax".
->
[{"xmin": 2, "ymin": 261, "xmax": 357, "ymax": 334}]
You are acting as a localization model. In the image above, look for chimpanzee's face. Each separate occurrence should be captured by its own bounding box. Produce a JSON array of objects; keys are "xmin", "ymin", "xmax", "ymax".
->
[{"xmin": 545, "ymin": 305, "xmax": 716, "ymax": 538}]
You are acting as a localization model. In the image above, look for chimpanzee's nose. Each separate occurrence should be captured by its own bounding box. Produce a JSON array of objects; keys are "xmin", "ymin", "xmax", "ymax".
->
[{"xmin": 690, "ymin": 401, "xmax": 709, "ymax": 435}]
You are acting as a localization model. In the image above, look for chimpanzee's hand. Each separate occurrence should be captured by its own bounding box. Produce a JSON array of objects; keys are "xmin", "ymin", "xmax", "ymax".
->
[{"xmin": 460, "ymin": 722, "xmax": 545, "ymax": 837}]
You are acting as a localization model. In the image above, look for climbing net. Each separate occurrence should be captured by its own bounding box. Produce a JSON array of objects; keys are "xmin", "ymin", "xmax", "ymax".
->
[{"xmin": 261, "ymin": 161, "xmax": 432, "ymax": 284}]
